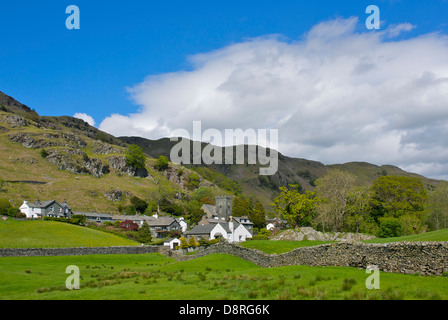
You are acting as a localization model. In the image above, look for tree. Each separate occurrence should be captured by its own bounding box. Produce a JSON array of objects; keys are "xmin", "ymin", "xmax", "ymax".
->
[
  {"xmin": 427, "ymin": 183, "xmax": 448, "ymax": 230},
  {"xmin": 0, "ymin": 198, "xmax": 12, "ymax": 215},
  {"xmin": 154, "ymin": 155, "xmax": 169, "ymax": 171},
  {"xmin": 188, "ymin": 236, "xmax": 197, "ymax": 248},
  {"xmin": 119, "ymin": 219, "xmax": 139, "ymax": 231},
  {"xmin": 125, "ymin": 144, "xmax": 146, "ymax": 170},
  {"xmin": 370, "ymin": 176, "xmax": 428, "ymax": 220},
  {"xmin": 232, "ymin": 196, "xmax": 251, "ymax": 217},
  {"xmin": 250, "ymin": 202, "xmax": 266, "ymax": 229},
  {"xmin": 271, "ymin": 185, "xmax": 319, "ymax": 228},
  {"xmin": 135, "ymin": 221, "xmax": 152, "ymax": 243},
  {"xmin": 130, "ymin": 196, "xmax": 148, "ymax": 214},
  {"xmin": 314, "ymin": 169, "xmax": 356, "ymax": 232},
  {"xmin": 344, "ymin": 186, "xmax": 377, "ymax": 234},
  {"xmin": 180, "ymin": 237, "xmax": 189, "ymax": 249},
  {"xmin": 378, "ymin": 217, "xmax": 403, "ymax": 238}
]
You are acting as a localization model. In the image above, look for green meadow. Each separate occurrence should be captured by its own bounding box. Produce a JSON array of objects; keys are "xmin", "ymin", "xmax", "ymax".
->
[
  {"xmin": 1, "ymin": 219, "xmax": 448, "ymax": 300},
  {"xmin": 0, "ymin": 219, "xmax": 139, "ymax": 248},
  {"xmin": 1, "ymin": 253, "xmax": 448, "ymax": 300}
]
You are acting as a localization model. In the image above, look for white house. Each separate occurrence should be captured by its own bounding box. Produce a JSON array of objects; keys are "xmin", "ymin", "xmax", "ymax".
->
[
  {"xmin": 187, "ymin": 216, "xmax": 252, "ymax": 243},
  {"xmin": 164, "ymin": 238, "xmax": 181, "ymax": 250},
  {"xmin": 20, "ymin": 199, "xmax": 72, "ymax": 219}
]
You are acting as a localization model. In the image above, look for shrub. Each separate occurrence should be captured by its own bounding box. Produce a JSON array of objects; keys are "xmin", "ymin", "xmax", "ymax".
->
[
  {"xmin": 119, "ymin": 220, "xmax": 139, "ymax": 231},
  {"xmin": 179, "ymin": 237, "xmax": 189, "ymax": 249},
  {"xmin": 188, "ymin": 173, "xmax": 200, "ymax": 189},
  {"xmin": 70, "ymin": 214, "xmax": 87, "ymax": 225},
  {"xmin": 40, "ymin": 149, "xmax": 48, "ymax": 158},
  {"xmin": 125, "ymin": 144, "xmax": 146, "ymax": 170},
  {"xmin": 154, "ymin": 155, "xmax": 169, "ymax": 171},
  {"xmin": 208, "ymin": 239, "xmax": 219, "ymax": 245},
  {"xmin": 188, "ymin": 236, "xmax": 197, "ymax": 248},
  {"xmin": 0, "ymin": 198, "xmax": 12, "ymax": 215},
  {"xmin": 378, "ymin": 217, "xmax": 403, "ymax": 238}
]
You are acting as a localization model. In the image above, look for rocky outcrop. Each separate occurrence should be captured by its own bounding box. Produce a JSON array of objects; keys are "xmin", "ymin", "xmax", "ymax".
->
[
  {"xmin": 2, "ymin": 114, "xmax": 27, "ymax": 127},
  {"xmin": 92, "ymin": 141, "xmax": 122, "ymax": 155},
  {"xmin": 8, "ymin": 132, "xmax": 87, "ymax": 149},
  {"xmin": 45, "ymin": 150, "xmax": 109, "ymax": 178},
  {"xmin": 107, "ymin": 155, "xmax": 148, "ymax": 178},
  {"xmin": 271, "ymin": 227, "xmax": 376, "ymax": 242},
  {"xmin": 103, "ymin": 189, "xmax": 123, "ymax": 202}
]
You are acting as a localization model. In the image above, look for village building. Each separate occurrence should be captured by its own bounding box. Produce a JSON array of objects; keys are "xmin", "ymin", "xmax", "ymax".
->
[
  {"xmin": 19, "ymin": 199, "xmax": 73, "ymax": 219},
  {"xmin": 186, "ymin": 196, "xmax": 253, "ymax": 243}
]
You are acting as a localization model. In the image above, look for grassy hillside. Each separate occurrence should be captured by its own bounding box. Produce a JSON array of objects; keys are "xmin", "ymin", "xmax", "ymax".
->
[
  {"xmin": 0, "ymin": 219, "xmax": 139, "ymax": 248},
  {"xmin": 0, "ymin": 108, "xmax": 227, "ymax": 214},
  {"xmin": 1, "ymin": 253, "xmax": 448, "ymax": 300}
]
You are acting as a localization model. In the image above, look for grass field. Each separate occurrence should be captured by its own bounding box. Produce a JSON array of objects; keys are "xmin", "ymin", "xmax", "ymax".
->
[
  {"xmin": 1, "ymin": 253, "xmax": 447, "ymax": 300},
  {"xmin": 0, "ymin": 219, "xmax": 139, "ymax": 248}
]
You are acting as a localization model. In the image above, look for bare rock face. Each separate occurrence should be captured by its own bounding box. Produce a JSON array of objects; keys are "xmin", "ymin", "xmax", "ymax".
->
[
  {"xmin": 3, "ymin": 114, "xmax": 27, "ymax": 127},
  {"xmin": 44, "ymin": 149, "xmax": 109, "ymax": 178},
  {"xmin": 103, "ymin": 189, "xmax": 123, "ymax": 202},
  {"xmin": 91, "ymin": 141, "xmax": 122, "ymax": 155},
  {"xmin": 83, "ymin": 157, "xmax": 110, "ymax": 178},
  {"xmin": 107, "ymin": 156, "xmax": 148, "ymax": 178}
]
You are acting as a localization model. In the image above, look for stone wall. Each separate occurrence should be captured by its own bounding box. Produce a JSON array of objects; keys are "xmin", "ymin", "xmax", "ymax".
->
[
  {"xmin": 2, "ymin": 242, "xmax": 448, "ymax": 276},
  {"xmin": 0, "ymin": 246, "xmax": 160, "ymax": 257},
  {"xmin": 167, "ymin": 241, "xmax": 448, "ymax": 276}
]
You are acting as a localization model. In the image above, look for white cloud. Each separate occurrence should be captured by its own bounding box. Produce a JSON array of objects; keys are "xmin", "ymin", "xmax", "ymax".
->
[
  {"xmin": 73, "ymin": 113, "xmax": 96, "ymax": 126},
  {"xmin": 99, "ymin": 17, "xmax": 448, "ymax": 180}
]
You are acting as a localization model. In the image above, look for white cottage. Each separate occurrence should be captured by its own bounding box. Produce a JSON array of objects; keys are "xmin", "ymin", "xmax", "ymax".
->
[{"xmin": 20, "ymin": 199, "xmax": 72, "ymax": 219}]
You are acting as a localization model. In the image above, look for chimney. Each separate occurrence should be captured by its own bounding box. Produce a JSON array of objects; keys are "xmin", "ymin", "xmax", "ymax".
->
[{"xmin": 229, "ymin": 215, "xmax": 234, "ymax": 232}]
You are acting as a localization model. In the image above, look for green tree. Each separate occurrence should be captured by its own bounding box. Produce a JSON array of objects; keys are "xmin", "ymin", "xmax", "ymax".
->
[
  {"xmin": 154, "ymin": 155, "xmax": 169, "ymax": 171},
  {"xmin": 345, "ymin": 186, "xmax": 376, "ymax": 234},
  {"xmin": 135, "ymin": 222, "xmax": 152, "ymax": 243},
  {"xmin": 180, "ymin": 237, "xmax": 189, "ymax": 249},
  {"xmin": 378, "ymin": 217, "xmax": 403, "ymax": 238},
  {"xmin": 370, "ymin": 176, "xmax": 428, "ymax": 221},
  {"xmin": 250, "ymin": 202, "xmax": 266, "ymax": 229},
  {"xmin": 232, "ymin": 196, "xmax": 251, "ymax": 217},
  {"xmin": 188, "ymin": 236, "xmax": 197, "ymax": 248},
  {"xmin": 427, "ymin": 183, "xmax": 448, "ymax": 230},
  {"xmin": 0, "ymin": 198, "xmax": 12, "ymax": 215},
  {"xmin": 271, "ymin": 185, "xmax": 319, "ymax": 228},
  {"xmin": 125, "ymin": 144, "xmax": 146, "ymax": 170},
  {"xmin": 130, "ymin": 196, "xmax": 148, "ymax": 214}
]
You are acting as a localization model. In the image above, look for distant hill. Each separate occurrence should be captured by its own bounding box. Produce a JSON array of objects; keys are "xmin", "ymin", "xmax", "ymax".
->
[
  {"xmin": 119, "ymin": 136, "xmax": 444, "ymax": 209},
  {"xmin": 0, "ymin": 90, "xmax": 443, "ymax": 215}
]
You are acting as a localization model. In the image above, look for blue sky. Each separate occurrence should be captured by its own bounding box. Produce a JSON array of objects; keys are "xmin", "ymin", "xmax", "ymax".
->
[
  {"xmin": 1, "ymin": 1, "xmax": 448, "ymax": 179},
  {"xmin": 1, "ymin": 0, "xmax": 446, "ymax": 121}
]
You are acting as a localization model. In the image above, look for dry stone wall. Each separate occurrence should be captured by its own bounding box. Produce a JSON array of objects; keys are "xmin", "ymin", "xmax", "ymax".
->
[
  {"xmin": 1, "ymin": 242, "xmax": 448, "ymax": 276},
  {"xmin": 168, "ymin": 242, "xmax": 448, "ymax": 276}
]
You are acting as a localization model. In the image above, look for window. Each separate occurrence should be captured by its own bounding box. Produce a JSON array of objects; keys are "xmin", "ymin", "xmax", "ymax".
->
[{"xmin": 50, "ymin": 206, "xmax": 54, "ymax": 212}]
